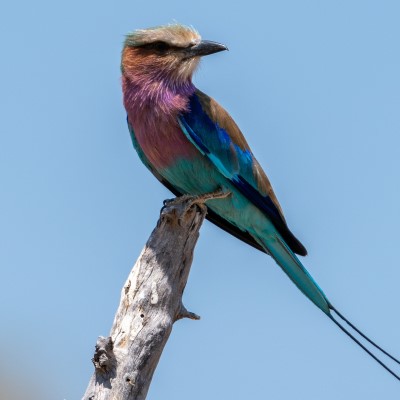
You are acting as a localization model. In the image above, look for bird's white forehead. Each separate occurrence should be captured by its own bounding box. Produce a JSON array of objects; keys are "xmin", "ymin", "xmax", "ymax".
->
[{"xmin": 126, "ymin": 24, "xmax": 201, "ymax": 48}]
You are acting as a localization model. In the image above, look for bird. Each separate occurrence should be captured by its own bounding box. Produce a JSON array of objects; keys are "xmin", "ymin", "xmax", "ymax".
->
[{"xmin": 121, "ymin": 23, "xmax": 400, "ymax": 379}]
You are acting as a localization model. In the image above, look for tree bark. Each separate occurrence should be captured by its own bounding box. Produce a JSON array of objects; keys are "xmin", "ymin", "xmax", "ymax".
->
[{"xmin": 82, "ymin": 193, "xmax": 223, "ymax": 400}]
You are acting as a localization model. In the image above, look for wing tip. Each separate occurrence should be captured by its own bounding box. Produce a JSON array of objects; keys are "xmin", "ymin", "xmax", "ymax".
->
[{"xmin": 285, "ymin": 230, "xmax": 308, "ymax": 256}]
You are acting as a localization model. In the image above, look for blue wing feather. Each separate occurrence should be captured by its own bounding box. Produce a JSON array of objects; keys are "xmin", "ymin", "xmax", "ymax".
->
[{"xmin": 179, "ymin": 91, "xmax": 307, "ymax": 256}]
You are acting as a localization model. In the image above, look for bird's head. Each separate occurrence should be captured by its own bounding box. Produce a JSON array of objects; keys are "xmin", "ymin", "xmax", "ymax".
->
[{"xmin": 121, "ymin": 24, "xmax": 227, "ymax": 84}]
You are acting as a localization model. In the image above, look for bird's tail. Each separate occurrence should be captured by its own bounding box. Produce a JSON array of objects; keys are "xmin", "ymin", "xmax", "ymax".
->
[
  {"xmin": 255, "ymin": 232, "xmax": 400, "ymax": 381},
  {"xmin": 256, "ymin": 232, "xmax": 331, "ymax": 314}
]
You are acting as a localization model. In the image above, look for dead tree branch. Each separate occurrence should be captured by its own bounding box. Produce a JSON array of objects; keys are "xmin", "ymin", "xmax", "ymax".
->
[{"xmin": 82, "ymin": 191, "xmax": 227, "ymax": 400}]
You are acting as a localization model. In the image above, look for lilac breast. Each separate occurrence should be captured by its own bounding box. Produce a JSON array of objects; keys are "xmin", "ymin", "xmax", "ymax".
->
[
  {"xmin": 128, "ymin": 110, "xmax": 198, "ymax": 170},
  {"xmin": 123, "ymin": 76, "xmax": 198, "ymax": 170}
]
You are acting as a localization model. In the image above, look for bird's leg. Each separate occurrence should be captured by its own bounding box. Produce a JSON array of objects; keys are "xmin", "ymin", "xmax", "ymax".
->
[
  {"xmin": 164, "ymin": 188, "xmax": 230, "ymax": 210},
  {"xmin": 161, "ymin": 188, "xmax": 231, "ymax": 225},
  {"xmin": 192, "ymin": 188, "xmax": 232, "ymax": 203}
]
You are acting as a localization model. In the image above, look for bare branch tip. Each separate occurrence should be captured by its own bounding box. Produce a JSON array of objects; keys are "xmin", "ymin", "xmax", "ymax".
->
[{"xmin": 176, "ymin": 304, "xmax": 201, "ymax": 321}]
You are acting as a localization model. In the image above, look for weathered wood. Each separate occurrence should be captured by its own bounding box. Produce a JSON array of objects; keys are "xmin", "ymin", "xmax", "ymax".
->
[{"xmin": 82, "ymin": 192, "xmax": 227, "ymax": 400}]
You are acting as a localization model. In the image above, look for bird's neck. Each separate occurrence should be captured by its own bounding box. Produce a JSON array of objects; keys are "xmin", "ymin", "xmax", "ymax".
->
[
  {"xmin": 122, "ymin": 72, "xmax": 196, "ymax": 123},
  {"xmin": 122, "ymin": 72, "xmax": 198, "ymax": 169}
]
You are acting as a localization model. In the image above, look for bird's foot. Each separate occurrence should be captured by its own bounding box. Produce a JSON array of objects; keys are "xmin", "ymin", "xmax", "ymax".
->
[
  {"xmin": 161, "ymin": 189, "xmax": 231, "ymax": 225},
  {"xmin": 192, "ymin": 188, "xmax": 232, "ymax": 204},
  {"xmin": 163, "ymin": 188, "xmax": 230, "ymax": 210}
]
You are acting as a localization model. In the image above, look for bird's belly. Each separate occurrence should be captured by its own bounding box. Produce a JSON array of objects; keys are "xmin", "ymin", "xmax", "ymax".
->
[
  {"xmin": 133, "ymin": 119, "xmax": 272, "ymax": 235},
  {"xmin": 133, "ymin": 118, "xmax": 198, "ymax": 170},
  {"xmin": 133, "ymin": 119, "xmax": 231, "ymax": 206},
  {"xmin": 162, "ymin": 157, "xmax": 273, "ymax": 235}
]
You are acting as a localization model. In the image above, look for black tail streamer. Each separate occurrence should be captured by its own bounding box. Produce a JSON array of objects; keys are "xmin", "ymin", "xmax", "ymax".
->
[
  {"xmin": 331, "ymin": 306, "xmax": 400, "ymax": 366},
  {"xmin": 329, "ymin": 306, "xmax": 400, "ymax": 381}
]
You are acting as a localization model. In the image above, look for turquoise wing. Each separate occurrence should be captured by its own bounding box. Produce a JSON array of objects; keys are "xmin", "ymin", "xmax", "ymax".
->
[{"xmin": 178, "ymin": 90, "xmax": 307, "ymax": 256}]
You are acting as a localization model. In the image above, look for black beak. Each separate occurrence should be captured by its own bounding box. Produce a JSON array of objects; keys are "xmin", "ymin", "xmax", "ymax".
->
[{"xmin": 184, "ymin": 40, "xmax": 228, "ymax": 58}]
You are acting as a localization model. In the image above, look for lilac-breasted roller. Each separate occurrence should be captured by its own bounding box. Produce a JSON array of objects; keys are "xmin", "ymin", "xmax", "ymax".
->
[{"xmin": 121, "ymin": 24, "xmax": 400, "ymax": 379}]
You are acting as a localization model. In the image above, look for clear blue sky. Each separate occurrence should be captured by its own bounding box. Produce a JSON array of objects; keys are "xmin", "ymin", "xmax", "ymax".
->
[{"xmin": 1, "ymin": 1, "xmax": 400, "ymax": 399}]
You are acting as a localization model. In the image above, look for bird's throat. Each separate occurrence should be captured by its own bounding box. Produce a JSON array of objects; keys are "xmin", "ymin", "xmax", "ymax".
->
[
  {"xmin": 122, "ymin": 74, "xmax": 198, "ymax": 169},
  {"xmin": 122, "ymin": 73, "xmax": 195, "ymax": 119}
]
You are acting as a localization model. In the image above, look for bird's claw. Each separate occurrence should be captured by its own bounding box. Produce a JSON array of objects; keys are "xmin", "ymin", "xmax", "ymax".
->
[
  {"xmin": 161, "ymin": 189, "xmax": 231, "ymax": 223},
  {"xmin": 164, "ymin": 188, "xmax": 230, "ymax": 209},
  {"xmin": 163, "ymin": 198, "xmax": 175, "ymax": 206}
]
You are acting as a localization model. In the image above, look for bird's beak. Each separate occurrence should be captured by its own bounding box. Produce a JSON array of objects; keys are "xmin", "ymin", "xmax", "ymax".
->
[{"xmin": 184, "ymin": 40, "xmax": 228, "ymax": 58}]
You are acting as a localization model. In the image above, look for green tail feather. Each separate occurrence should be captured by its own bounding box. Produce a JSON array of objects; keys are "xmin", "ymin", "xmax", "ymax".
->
[{"xmin": 256, "ymin": 233, "xmax": 331, "ymax": 315}]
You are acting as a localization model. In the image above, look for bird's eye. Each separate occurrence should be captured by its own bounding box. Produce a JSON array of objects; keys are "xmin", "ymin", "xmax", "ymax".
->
[{"xmin": 152, "ymin": 42, "xmax": 169, "ymax": 52}]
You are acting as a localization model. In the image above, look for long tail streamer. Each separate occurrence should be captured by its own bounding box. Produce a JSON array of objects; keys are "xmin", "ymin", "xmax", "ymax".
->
[{"xmin": 329, "ymin": 305, "xmax": 400, "ymax": 381}]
